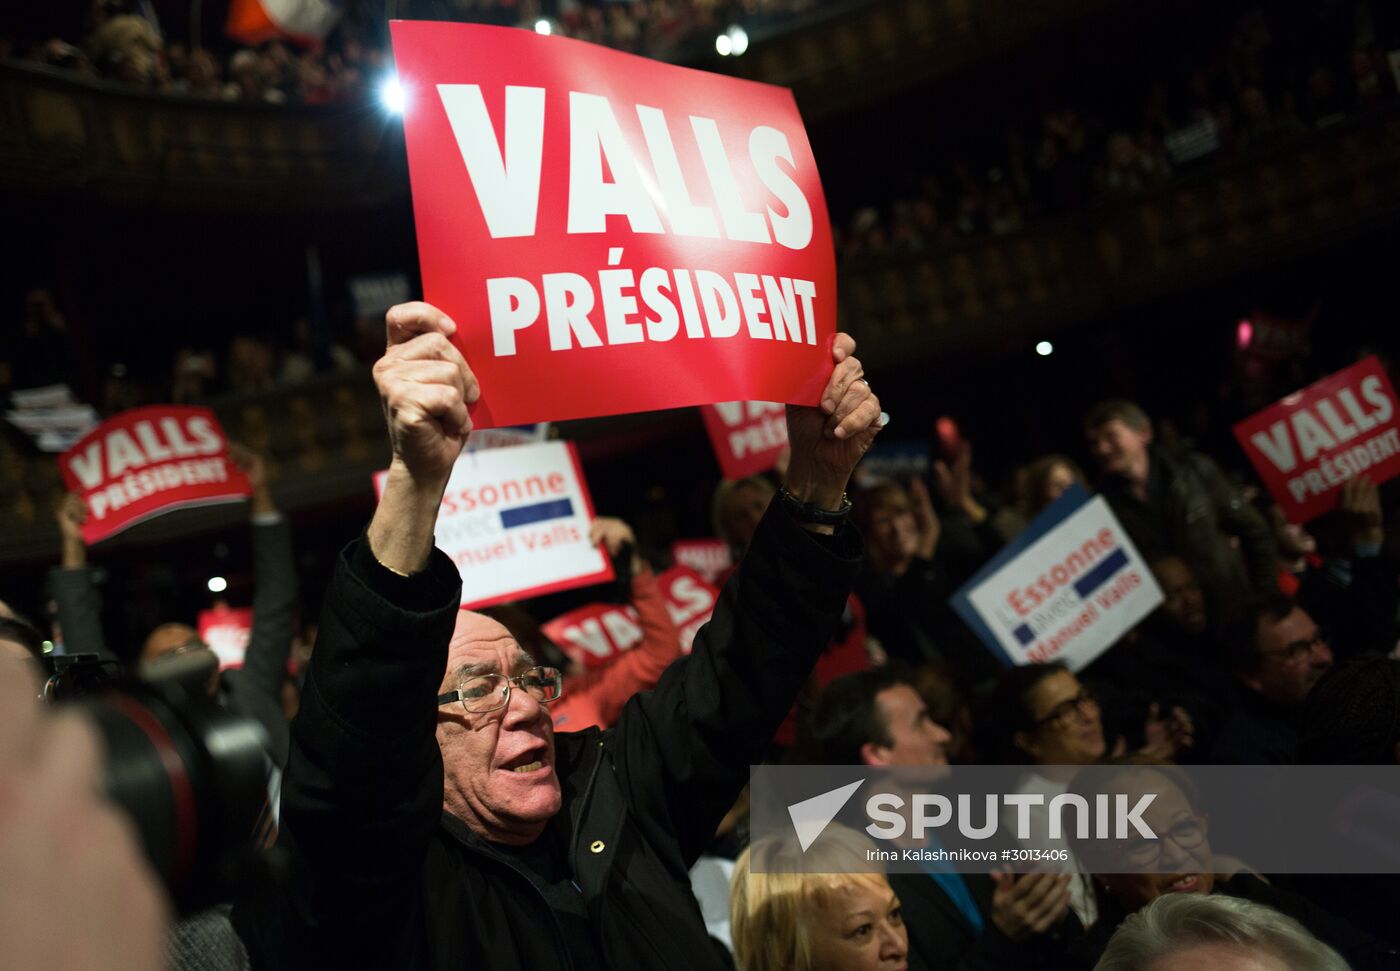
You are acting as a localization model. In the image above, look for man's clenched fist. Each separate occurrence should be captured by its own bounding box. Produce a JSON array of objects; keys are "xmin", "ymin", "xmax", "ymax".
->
[{"xmin": 373, "ymin": 302, "xmax": 479, "ymax": 488}]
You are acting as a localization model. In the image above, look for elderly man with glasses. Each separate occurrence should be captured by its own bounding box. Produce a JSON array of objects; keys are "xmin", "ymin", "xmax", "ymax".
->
[{"xmin": 233, "ymin": 302, "xmax": 882, "ymax": 970}]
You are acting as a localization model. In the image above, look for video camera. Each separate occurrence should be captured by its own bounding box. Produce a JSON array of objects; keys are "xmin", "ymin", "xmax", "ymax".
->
[{"xmin": 40, "ymin": 652, "xmax": 270, "ymax": 913}]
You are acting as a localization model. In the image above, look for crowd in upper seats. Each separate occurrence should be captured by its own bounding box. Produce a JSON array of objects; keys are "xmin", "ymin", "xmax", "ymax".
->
[
  {"xmin": 1, "ymin": 0, "xmax": 818, "ymax": 105},
  {"xmin": 834, "ymin": 1, "xmax": 1400, "ymax": 260}
]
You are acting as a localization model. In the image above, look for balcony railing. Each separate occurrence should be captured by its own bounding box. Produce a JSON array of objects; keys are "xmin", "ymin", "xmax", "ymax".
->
[
  {"xmin": 0, "ymin": 62, "xmax": 407, "ymax": 212},
  {"xmin": 0, "ymin": 0, "xmax": 1133, "ymax": 211},
  {"xmin": 840, "ymin": 107, "xmax": 1400, "ymax": 372}
]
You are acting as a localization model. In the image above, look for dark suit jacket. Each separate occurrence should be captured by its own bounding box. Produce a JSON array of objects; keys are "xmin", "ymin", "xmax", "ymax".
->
[{"xmin": 889, "ymin": 870, "xmax": 1083, "ymax": 971}]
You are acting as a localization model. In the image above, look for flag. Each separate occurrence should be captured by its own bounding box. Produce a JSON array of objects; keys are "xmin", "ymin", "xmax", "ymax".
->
[{"xmin": 226, "ymin": 0, "xmax": 344, "ymax": 47}]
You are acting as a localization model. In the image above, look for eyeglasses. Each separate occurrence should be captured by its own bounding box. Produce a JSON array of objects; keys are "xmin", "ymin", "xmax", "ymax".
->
[
  {"xmin": 1258, "ymin": 630, "xmax": 1329, "ymax": 664},
  {"xmin": 1032, "ymin": 689, "xmax": 1099, "ymax": 731},
  {"xmin": 437, "ymin": 666, "xmax": 564, "ymax": 715},
  {"xmin": 1120, "ymin": 814, "xmax": 1208, "ymax": 868}
]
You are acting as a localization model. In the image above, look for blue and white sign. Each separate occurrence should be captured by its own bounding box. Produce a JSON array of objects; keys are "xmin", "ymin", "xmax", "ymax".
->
[
  {"xmin": 950, "ymin": 485, "xmax": 1163, "ymax": 670},
  {"xmin": 373, "ymin": 440, "xmax": 613, "ymax": 608},
  {"xmin": 853, "ymin": 440, "xmax": 931, "ymax": 487}
]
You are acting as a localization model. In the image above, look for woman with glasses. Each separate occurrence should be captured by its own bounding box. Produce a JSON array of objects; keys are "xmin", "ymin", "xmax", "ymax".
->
[
  {"xmin": 974, "ymin": 663, "xmax": 1193, "ymax": 931},
  {"xmin": 1067, "ymin": 757, "xmax": 1397, "ymax": 970},
  {"xmin": 976, "ymin": 663, "xmax": 1111, "ymax": 930}
]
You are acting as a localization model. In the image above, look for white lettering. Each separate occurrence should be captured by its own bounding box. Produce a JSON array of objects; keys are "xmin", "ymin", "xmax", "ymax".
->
[
  {"xmin": 749, "ymin": 126, "xmax": 813, "ymax": 250},
  {"xmin": 541, "ymin": 273, "xmax": 603, "ymax": 351},
  {"xmin": 486, "ymin": 277, "xmax": 541, "ymax": 356},
  {"xmin": 438, "ymin": 84, "xmax": 545, "ymax": 238},
  {"xmin": 635, "ymin": 105, "xmax": 719, "ymax": 238},
  {"xmin": 568, "ymin": 92, "xmax": 664, "ymax": 235},
  {"xmin": 690, "ymin": 116, "xmax": 770, "ymax": 243}
]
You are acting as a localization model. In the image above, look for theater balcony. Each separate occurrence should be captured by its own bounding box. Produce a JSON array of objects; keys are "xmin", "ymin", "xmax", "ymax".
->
[
  {"xmin": 0, "ymin": 0, "xmax": 1131, "ymax": 213},
  {"xmin": 840, "ymin": 105, "xmax": 1400, "ymax": 374},
  {"xmin": 0, "ymin": 61, "xmax": 407, "ymax": 213},
  {"xmin": 725, "ymin": 0, "xmax": 1124, "ymax": 120}
]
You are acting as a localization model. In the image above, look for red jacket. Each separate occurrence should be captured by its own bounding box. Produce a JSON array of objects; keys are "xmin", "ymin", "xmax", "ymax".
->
[{"xmin": 550, "ymin": 567, "xmax": 682, "ymax": 731}]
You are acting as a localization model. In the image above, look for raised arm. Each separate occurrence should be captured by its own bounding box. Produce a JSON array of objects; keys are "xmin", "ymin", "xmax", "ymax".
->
[
  {"xmin": 220, "ymin": 445, "xmax": 298, "ymax": 767},
  {"xmin": 613, "ymin": 336, "xmax": 882, "ymax": 866},
  {"xmin": 552, "ymin": 517, "xmax": 683, "ymax": 730},
  {"xmin": 367, "ymin": 302, "xmax": 477, "ymax": 574},
  {"xmin": 234, "ymin": 302, "xmax": 473, "ymax": 967},
  {"xmin": 47, "ymin": 492, "xmax": 114, "ymax": 660}
]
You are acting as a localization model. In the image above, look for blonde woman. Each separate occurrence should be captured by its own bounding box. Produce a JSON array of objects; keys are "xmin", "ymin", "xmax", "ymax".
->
[{"xmin": 731, "ymin": 827, "xmax": 909, "ymax": 971}]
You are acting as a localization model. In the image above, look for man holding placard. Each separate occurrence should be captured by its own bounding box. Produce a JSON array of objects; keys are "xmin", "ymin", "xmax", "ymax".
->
[{"xmin": 232, "ymin": 301, "xmax": 881, "ymax": 968}]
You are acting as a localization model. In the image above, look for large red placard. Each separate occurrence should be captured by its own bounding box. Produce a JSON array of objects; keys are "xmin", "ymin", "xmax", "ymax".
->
[{"xmin": 390, "ymin": 21, "xmax": 836, "ymax": 428}]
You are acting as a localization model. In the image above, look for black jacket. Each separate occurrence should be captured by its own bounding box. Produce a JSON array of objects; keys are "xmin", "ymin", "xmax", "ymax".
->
[
  {"xmin": 888, "ymin": 870, "xmax": 1081, "ymax": 971},
  {"xmin": 1208, "ymin": 686, "xmax": 1300, "ymax": 765},
  {"xmin": 1100, "ymin": 446, "xmax": 1275, "ymax": 616},
  {"xmin": 232, "ymin": 502, "xmax": 861, "ymax": 969}
]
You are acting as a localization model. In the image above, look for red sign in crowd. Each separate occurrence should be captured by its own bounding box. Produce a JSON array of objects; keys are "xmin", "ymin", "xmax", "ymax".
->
[
  {"xmin": 670, "ymin": 539, "xmax": 733, "ymax": 584},
  {"xmin": 540, "ymin": 566, "xmax": 719, "ymax": 669},
  {"xmin": 198, "ymin": 605, "xmax": 254, "ymax": 670},
  {"xmin": 59, "ymin": 406, "xmax": 251, "ymax": 545},
  {"xmin": 1234, "ymin": 356, "xmax": 1400, "ymax": 523},
  {"xmin": 700, "ymin": 401, "xmax": 788, "ymax": 479},
  {"xmin": 389, "ymin": 21, "xmax": 837, "ymax": 428}
]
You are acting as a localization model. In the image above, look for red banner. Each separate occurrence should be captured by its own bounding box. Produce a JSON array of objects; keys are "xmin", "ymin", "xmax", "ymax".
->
[
  {"xmin": 700, "ymin": 401, "xmax": 788, "ymax": 479},
  {"xmin": 670, "ymin": 538, "xmax": 732, "ymax": 584},
  {"xmin": 659, "ymin": 565, "xmax": 719, "ymax": 652},
  {"xmin": 198, "ymin": 605, "xmax": 253, "ymax": 670},
  {"xmin": 59, "ymin": 406, "xmax": 251, "ymax": 545},
  {"xmin": 1233, "ymin": 356, "xmax": 1400, "ymax": 523},
  {"xmin": 540, "ymin": 565, "xmax": 718, "ymax": 669},
  {"xmin": 389, "ymin": 21, "xmax": 836, "ymax": 428},
  {"xmin": 540, "ymin": 601, "xmax": 639, "ymax": 670}
]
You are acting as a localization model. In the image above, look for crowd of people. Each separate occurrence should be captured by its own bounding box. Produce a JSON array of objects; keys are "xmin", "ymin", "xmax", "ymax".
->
[
  {"xmin": 4, "ymin": 2, "xmax": 385, "ymax": 105},
  {"xmin": 2, "ymin": 291, "xmax": 1399, "ymax": 971},
  {"xmin": 2, "ymin": 0, "xmax": 818, "ymax": 105},
  {"xmin": 0, "ymin": 284, "xmax": 374, "ymax": 424},
  {"xmin": 5, "ymin": 3, "xmax": 1400, "ymax": 970},
  {"xmin": 833, "ymin": 1, "xmax": 1400, "ymax": 260}
]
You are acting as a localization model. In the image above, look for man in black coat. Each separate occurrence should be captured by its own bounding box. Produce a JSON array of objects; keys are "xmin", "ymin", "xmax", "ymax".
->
[
  {"xmin": 1086, "ymin": 399, "xmax": 1276, "ymax": 621},
  {"xmin": 232, "ymin": 301, "xmax": 883, "ymax": 969}
]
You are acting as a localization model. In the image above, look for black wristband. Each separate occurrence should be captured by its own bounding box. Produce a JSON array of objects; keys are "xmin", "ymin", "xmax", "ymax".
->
[{"xmin": 778, "ymin": 487, "xmax": 852, "ymax": 526}]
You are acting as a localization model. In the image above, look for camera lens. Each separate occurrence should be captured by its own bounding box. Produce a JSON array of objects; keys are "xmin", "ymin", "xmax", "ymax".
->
[{"xmin": 82, "ymin": 680, "xmax": 268, "ymax": 913}]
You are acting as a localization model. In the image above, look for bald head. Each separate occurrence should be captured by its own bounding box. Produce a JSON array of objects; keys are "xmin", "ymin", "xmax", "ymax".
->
[
  {"xmin": 442, "ymin": 610, "xmax": 534, "ymax": 693},
  {"xmin": 142, "ymin": 622, "xmax": 201, "ymax": 662}
]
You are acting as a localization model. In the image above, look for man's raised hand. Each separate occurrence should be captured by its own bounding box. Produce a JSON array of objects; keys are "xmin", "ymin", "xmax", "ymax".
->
[
  {"xmin": 784, "ymin": 333, "xmax": 882, "ymax": 510},
  {"xmin": 368, "ymin": 302, "xmax": 479, "ymax": 575},
  {"xmin": 374, "ymin": 302, "xmax": 479, "ymax": 489}
]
